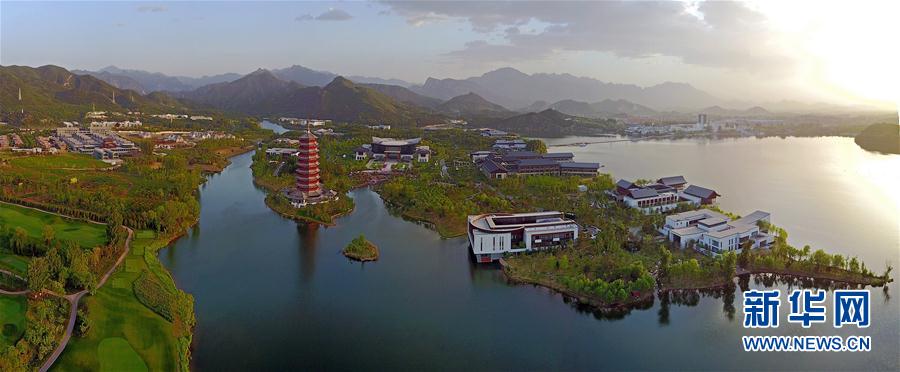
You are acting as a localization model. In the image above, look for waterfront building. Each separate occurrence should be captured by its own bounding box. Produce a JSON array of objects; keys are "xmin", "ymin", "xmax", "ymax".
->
[
  {"xmin": 616, "ymin": 179, "xmax": 681, "ymax": 213},
  {"xmin": 476, "ymin": 151, "xmax": 599, "ymax": 178},
  {"xmin": 284, "ymin": 128, "xmax": 337, "ymax": 207},
  {"xmin": 680, "ymin": 185, "xmax": 721, "ymax": 205},
  {"xmin": 660, "ymin": 209, "xmax": 774, "ymax": 255},
  {"xmin": 492, "ymin": 139, "xmax": 527, "ymax": 151},
  {"xmin": 468, "ymin": 211, "xmax": 579, "ymax": 263},
  {"xmin": 656, "ymin": 175, "xmax": 688, "ymax": 191}
]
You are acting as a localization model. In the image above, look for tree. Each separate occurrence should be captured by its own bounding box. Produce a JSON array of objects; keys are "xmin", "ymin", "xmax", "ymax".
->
[
  {"xmin": 811, "ymin": 249, "xmax": 831, "ymax": 269},
  {"xmin": 659, "ymin": 247, "xmax": 672, "ymax": 278},
  {"xmin": 41, "ymin": 225, "xmax": 55, "ymax": 250},
  {"xmin": 27, "ymin": 257, "xmax": 51, "ymax": 293},
  {"xmin": 525, "ymin": 139, "xmax": 547, "ymax": 154}
]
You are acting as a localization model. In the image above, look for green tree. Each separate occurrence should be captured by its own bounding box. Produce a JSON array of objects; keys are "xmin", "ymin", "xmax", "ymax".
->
[{"xmin": 27, "ymin": 257, "xmax": 51, "ymax": 293}]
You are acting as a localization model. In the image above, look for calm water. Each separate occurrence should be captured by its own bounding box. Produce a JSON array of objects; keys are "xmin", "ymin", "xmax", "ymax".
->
[{"xmin": 160, "ymin": 136, "xmax": 899, "ymax": 370}]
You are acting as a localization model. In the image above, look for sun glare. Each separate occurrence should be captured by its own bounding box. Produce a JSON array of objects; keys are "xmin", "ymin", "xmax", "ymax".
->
[{"xmin": 753, "ymin": 0, "xmax": 899, "ymax": 107}]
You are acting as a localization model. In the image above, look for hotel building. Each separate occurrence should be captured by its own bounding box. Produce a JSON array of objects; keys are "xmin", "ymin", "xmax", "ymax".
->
[{"xmin": 467, "ymin": 211, "xmax": 579, "ymax": 263}]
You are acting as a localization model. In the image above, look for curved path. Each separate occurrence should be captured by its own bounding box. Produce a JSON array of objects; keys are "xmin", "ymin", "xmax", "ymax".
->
[{"xmin": 36, "ymin": 226, "xmax": 133, "ymax": 372}]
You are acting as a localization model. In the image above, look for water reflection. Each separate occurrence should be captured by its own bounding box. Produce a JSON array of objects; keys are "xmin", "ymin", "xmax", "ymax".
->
[{"xmin": 297, "ymin": 222, "xmax": 319, "ymax": 284}]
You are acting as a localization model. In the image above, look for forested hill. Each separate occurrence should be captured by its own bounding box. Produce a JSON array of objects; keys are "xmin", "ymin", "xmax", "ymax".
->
[
  {"xmin": 0, "ymin": 65, "xmax": 197, "ymax": 125},
  {"xmin": 178, "ymin": 71, "xmax": 442, "ymax": 126},
  {"xmin": 854, "ymin": 123, "xmax": 900, "ymax": 154},
  {"xmin": 488, "ymin": 109, "xmax": 624, "ymax": 137}
]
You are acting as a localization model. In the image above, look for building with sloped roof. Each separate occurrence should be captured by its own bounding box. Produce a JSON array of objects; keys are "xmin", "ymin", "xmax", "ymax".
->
[{"xmin": 680, "ymin": 185, "xmax": 721, "ymax": 205}]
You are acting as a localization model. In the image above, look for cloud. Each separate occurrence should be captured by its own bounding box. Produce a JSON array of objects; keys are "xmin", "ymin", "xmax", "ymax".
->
[
  {"xmin": 137, "ymin": 5, "xmax": 167, "ymax": 13},
  {"xmin": 382, "ymin": 1, "xmax": 795, "ymax": 75},
  {"xmin": 315, "ymin": 8, "xmax": 353, "ymax": 21},
  {"xmin": 296, "ymin": 8, "xmax": 353, "ymax": 22}
]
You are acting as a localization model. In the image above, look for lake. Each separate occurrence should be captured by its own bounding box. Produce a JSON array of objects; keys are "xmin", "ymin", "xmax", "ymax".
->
[{"xmin": 160, "ymin": 134, "xmax": 898, "ymax": 370}]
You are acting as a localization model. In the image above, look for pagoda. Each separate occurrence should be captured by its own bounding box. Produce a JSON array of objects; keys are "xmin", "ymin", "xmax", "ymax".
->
[{"xmin": 285, "ymin": 125, "xmax": 336, "ymax": 207}]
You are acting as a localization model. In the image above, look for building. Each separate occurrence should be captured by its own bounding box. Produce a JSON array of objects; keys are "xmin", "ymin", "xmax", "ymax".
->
[
  {"xmin": 480, "ymin": 158, "xmax": 509, "ymax": 179},
  {"xmin": 469, "ymin": 151, "xmax": 493, "ymax": 162},
  {"xmin": 478, "ymin": 151, "xmax": 599, "ymax": 178},
  {"xmin": 265, "ymin": 148, "xmax": 299, "ymax": 158},
  {"xmin": 480, "ymin": 128, "xmax": 508, "ymax": 137},
  {"xmin": 366, "ymin": 124, "xmax": 391, "ymax": 130},
  {"xmin": 467, "ymin": 211, "xmax": 579, "ymax": 263},
  {"xmin": 657, "ymin": 176, "xmax": 688, "ymax": 191},
  {"xmin": 284, "ymin": 129, "xmax": 337, "ymax": 207},
  {"xmin": 415, "ymin": 146, "xmax": 432, "ymax": 162},
  {"xmin": 615, "ymin": 179, "xmax": 681, "ymax": 214},
  {"xmin": 364, "ymin": 137, "xmax": 432, "ymax": 162},
  {"xmin": 370, "ymin": 137, "xmax": 420, "ymax": 160},
  {"xmin": 680, "ymin": 185, "xmax": 721, "ymax": 205},
  {"xmin": 492, "ymin": 139, "xmax": 527, "ymax": 151},
  {"xmin": 660, "ymin": 209, "xmax": 774, "ymax": 255}
]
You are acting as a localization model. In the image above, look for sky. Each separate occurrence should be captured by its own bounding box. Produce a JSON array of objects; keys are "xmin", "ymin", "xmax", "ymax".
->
[{"xmin": 1, "ymin": 1, "xmax": 897, "ymax": 109}]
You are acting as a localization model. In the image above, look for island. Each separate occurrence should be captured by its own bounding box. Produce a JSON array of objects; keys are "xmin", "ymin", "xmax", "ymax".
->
[
  {"xmin": 854, "ymin": 122, "xmax": 900, "ymax": 154},
  {"xmin": 342, "ymin": 235, "xmax": 379, "ymax": 262}
]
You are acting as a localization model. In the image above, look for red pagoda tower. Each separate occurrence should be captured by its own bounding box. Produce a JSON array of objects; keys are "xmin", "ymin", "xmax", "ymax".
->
[
  {"xmin": 285, "ymin": 125, "xmax": 336, "ymax": 207},
  {"xmin": 295, "ymin": 129, "xmax": 322, "ymax": 197}
]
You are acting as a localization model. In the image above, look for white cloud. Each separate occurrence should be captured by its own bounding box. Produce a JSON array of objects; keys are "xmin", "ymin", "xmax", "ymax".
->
[
  {"xmin": 137, "ymin": 5, "xmax": 167, "ymax": 13},
  {"xmin": 383, "ymin": 1, "xmax": 795, "ymax": 75}
]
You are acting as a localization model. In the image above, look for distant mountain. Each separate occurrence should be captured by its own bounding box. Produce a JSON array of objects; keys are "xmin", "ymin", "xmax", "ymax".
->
[
  {"xmin": 591, "ymin": 99, "xmax": 657, "ymax": 116},
  {"xmin": 699, "ymin": 105, "xmax": 773, "ymax": 117},
  {"xmin": 413, "ymin": 67, "xmax": 720, "ymax": 110},
  {"xmin": 271, "ymin": 65, "xmax": 415, "ymax": 88},
  {"xmin": 0, "ymin": 65, "xmax": 194, "ymax": 122},
  {"xmin": 178, "ymin": 69, "xmax": 306, "ymax": 114},
  {"xmin": 74, "ymin": 66, "xmax": 242, "ymax": 92},
  {"xmin": 436, "ymin": 92, "xmax": 510, "ymax": 117},
  {"xmin": 488, "ymin": 109, "xmax": 623, "ymax": 137},
  {"xmin": 271, "ymin": 65, "xmax": 336, "ymax": 87},
  {"xmin": 180, "ymin": 71, "xmax": 437, "ymax": 125},
  {"xmin": 362, "ymin": 83, "xmax": 442, "ymax": 109},
  {"xmin": 519, "ymin": 98, "xmax": 657, "ymax": 118}
]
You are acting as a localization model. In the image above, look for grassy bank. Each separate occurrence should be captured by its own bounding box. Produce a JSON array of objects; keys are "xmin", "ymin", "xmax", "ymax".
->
[{"xmin": 53, "ymin": 229, "xmax": 193, "ymax": 372}]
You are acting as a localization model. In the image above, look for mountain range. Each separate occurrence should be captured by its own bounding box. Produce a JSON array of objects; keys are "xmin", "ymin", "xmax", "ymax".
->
[
  {"xmin": 175, "ymin": 69, "xmax": 439, "ymax": 125},
  {"xmin": 410, "ymin": 67, "xmax": 721, "ymax": 110},
  {"xmin": 74, "ymin": 65, "xmax": 727, "ymax": 111},
  {"xmin": 0, "ymin": 65, "xmax": 196, "ymax": 122}
]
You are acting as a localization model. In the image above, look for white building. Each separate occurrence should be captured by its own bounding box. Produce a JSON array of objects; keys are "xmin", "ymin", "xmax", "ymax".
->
[
  {"xmin": 467, "ymin": 211, "xmax": 579, "ymax": 263},
  {"xmin": 660, "ymin": 209, "xmax": 774, "ymax": 255}
]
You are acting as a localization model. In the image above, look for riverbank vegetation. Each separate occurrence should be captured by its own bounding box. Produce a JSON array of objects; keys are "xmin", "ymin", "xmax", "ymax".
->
[
  {"xmin": 55, "ymin": 229, "xmax": 194, "ymax": 372},
  {"xmin": 342, "ymin": 235, "xmax": 379, "ymax": 262},
  {"xmin": 0, "ymin": 136, "xmax": 247, "ymax": 369}
]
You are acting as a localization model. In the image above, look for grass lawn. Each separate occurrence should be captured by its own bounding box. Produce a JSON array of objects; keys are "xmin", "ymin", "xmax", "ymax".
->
[
  {"xmin": 97, "ymin": 338, "xmax": 149, "ymax": 372},
  {"xmin": 6, "ymin": 153, "xmax": 109, "ymax": 170},
  {"xmin": 0, "ymin": 296, "xmax": 26, "ymax": 348},
  {"xmin": 0, "ymin": 252, "xmax": 30, "ymax": 277},
  {"xmin": 0, "ymin": 203, "xmax": 108, "ymax": 248},
  {"xmin": 53, "ymin": 231, "xmax": 185, "ymax": 372}
]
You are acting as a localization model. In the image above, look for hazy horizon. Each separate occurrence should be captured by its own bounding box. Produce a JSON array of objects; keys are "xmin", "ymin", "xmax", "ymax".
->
[{"xmin": 2, "ymin": 1, "xmax": 897, "ymax": 110}]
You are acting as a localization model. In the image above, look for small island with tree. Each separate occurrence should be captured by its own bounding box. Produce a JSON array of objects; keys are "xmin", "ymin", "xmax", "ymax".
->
[{"xmin": 342, "ymin": 235, "xmax": 379, "ymax": 262}]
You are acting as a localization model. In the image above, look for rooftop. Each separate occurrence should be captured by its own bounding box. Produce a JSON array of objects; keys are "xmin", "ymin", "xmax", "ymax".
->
[
  {"xmin": 683, "ymin": 185, "xmax": 720, "ymax": 199},
  {"xmin": 372, "ymin": 137, "xmax": 421, "ymax": 146}
]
